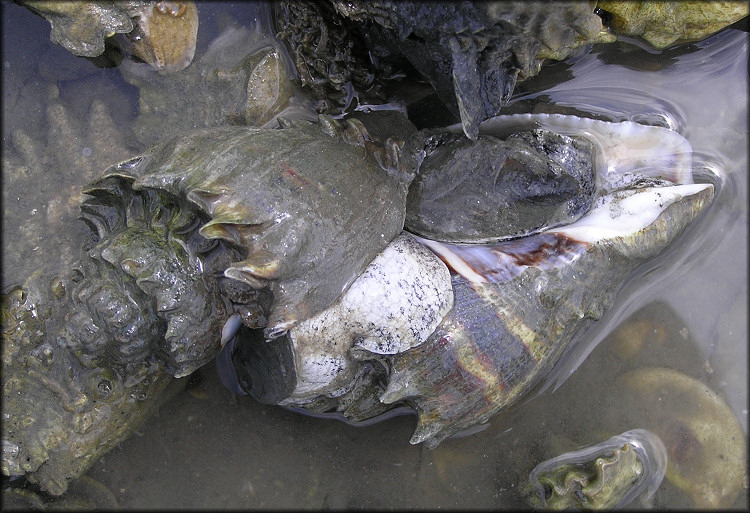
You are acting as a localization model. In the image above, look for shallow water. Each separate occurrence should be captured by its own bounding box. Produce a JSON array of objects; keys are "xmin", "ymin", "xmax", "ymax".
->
[{"xmin": 2, "ymin": 2, "xmax": 747, "ymax": 509}]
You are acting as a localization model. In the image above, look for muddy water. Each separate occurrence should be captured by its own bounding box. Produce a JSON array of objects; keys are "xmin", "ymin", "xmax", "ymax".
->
[{"xmin": 2, "ymin": 2, "xmax": 747, "ymax": 509}]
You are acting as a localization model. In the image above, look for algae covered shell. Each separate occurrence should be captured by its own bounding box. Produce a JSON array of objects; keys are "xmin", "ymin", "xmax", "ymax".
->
[
  {"xmin": 597, "ymin": 1, "xmax": 749, "ymax": 49},
  {"xmin": 1, "ymin": 115, "xmax": 415, "ymax": 495}
]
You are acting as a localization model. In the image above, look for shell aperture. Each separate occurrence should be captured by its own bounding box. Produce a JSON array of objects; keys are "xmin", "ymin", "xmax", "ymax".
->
[
  {"xmin": 472, "ymin": 113, "xmax": 694, "ymax": 186},
  {"xmin": 217, "ymin": 233, "xmax": 454, "ymax": 407},
  {"xmin": 405, "ymin": 128, "xmax": 598, "ymax": 243},
  {"xmin": 405, "ymin": 113, "xmax": 696, "ymax": 245}
]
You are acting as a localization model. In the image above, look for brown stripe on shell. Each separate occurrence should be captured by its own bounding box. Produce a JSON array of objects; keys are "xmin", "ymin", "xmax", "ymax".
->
[
  {"xmin": 465, "ymin": 280, "xmax": 549, "ymax": 368},
  {"xmin": 388, "ymin": 234, "xmax": 593, "ymax": 442},
  {"xmin": 382, "ymin": 273, "xmax": 544, "ymax": 444},
  {"xmin": 453, "ymin": 278, "xmax": 538, "ymax": 390},
  {"xmin": 415, "ymin": 231, "xmax": 590, "ymax": 284}
]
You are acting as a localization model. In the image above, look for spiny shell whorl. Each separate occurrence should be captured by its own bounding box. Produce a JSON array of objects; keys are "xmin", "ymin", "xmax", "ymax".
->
[
  {"xmin": 89, "ymin": 118, "xmax": 414, "ymax": 344},
  {"xmin": 80, "ymin": 160, "xmax": 238, "ymax": 377}
]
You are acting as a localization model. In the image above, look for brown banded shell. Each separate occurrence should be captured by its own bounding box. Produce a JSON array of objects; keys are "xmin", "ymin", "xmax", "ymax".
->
[{"xmin": 386, "ymin": 182, "xmax": 713, "ymax": 447}]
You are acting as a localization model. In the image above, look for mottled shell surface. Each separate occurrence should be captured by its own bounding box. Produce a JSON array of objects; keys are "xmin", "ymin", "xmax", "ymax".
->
[{"xmin": 1, "ymin": 115, "xmax": 416, "ymax": 495}]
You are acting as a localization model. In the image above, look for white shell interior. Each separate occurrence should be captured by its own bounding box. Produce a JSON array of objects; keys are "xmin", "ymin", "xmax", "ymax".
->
[
  {"xmin": 555, "ymin": 183, "xmax": 711, "ymax": 243},
  {"xmin": 417, "ymin": 183, "xmax": 712, "ymax": 285}
]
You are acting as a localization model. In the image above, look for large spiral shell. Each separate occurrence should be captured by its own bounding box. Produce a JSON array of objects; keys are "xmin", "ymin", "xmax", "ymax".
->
[{"xmin": 219, "ymin": 114, "xmax": 713, "ymax": 447}]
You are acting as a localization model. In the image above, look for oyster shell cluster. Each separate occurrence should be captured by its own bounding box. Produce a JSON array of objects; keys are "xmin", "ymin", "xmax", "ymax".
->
[
  {"xmin": 273, "ymin": 0, "xmax": 748, "ymax": 138},
  {"xmin": 119, "ymin": 8, "xmax": 300, "ymax": 146}
]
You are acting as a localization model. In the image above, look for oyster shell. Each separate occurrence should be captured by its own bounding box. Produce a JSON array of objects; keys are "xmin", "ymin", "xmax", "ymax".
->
[
  {"xmin": 1, "ymin": 278, "xmax": 182, "ymax": 495},
  {"xmin": 274, "ymin": 1, "xmax": 617, "ymax": 138},
  {"xmin": 19, "ymin": 1, "xmax": 199, "ymax": 72},
  {"xmin": 124, "ymin": 1, "xmax": 199, "ymax": 73},
  {"xmin": 523, "ymin": 429, "xmax": 668, "ymax": 510},
  {"xmin": 19, "ymin": 0, "xmax": 136, "ymax": 57},
  {"xmin": 597, "ymin": 1, "xmax": 749, "ymax": 49}
]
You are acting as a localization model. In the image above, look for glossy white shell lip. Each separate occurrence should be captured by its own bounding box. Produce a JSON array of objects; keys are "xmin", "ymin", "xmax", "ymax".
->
[
  {"xmin": 553, "ymin": 183, "xmax": 709, "ymax": 243},
  {"xmin": 422, "ymin": 113, "xmax": 706, "ymax": 284},
  {"xmin": 447, "ymin": 113, "xmax": 694, "ymax": 186}
]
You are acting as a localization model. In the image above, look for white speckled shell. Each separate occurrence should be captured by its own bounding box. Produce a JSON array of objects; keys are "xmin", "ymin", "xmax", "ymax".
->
[{"xmin": 281, "ymin": 233, "xmax": 453, "ymax": 402}]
